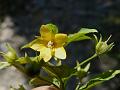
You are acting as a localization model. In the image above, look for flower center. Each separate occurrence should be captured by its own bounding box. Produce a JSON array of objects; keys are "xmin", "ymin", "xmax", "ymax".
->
[{"xmin": 47, "ymin": 41, "xmax": 54, "ymax": 48}]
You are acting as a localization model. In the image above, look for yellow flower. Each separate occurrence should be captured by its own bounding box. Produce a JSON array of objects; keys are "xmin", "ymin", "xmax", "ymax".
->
[{"xmin": 28, "ymin": 25, "xmax": 67, "ymax": 62}]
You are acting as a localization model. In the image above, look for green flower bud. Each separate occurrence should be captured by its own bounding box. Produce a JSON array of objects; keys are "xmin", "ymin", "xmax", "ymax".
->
[
  {"xmin": 75, "ymin": 61, "xmax": 90, "ymax": 79},
  {"xmin": 0, "ymin": 44, "xmax": 18, "ymax": 63},
  {"xmin": 95, "ymin": 35, "xmax": 114, "ymax": 55}
]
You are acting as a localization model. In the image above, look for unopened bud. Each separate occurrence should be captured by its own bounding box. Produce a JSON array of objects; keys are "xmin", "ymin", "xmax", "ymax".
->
[{"xmin": 95, "ymin": 35, "xmax": 114, "ymax": 55}]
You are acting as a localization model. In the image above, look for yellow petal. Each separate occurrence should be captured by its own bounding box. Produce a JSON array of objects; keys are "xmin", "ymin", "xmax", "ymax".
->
[
  {"xmin": 40, "ymin": 47, "xmax": 52, "ymax": 62},
  {"xmin": 40, "ymin": 25, "xmax": 55, "ymax": 41},
  {"xmin": 26, "ymin": 38, "xmax": 47, "ymax": 51},
  {"xmin": 55, "ymin": 34, "xmax": 67, "ymax": 47},
  {"xmin": 31, "ymin": 43, "xmax": 46, "ymax": 51},
  {"xmin": 55, "ymin": 47, "xmax": 66, "ymax": 59},
  {"xmin": 22, "ymin": 39, "xmax": 40, "ymax": 49}
]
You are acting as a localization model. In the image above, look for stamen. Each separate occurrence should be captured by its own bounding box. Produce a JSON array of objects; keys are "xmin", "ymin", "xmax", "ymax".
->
[{"xmin": 47, "ymin": 41, "xmax": 54, "ymax": 48}]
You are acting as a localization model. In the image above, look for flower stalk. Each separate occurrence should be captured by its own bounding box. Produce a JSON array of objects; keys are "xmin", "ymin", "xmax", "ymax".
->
[{"xmin": 79, "ymin": 53, "xmax": 97, "ymax": 66}]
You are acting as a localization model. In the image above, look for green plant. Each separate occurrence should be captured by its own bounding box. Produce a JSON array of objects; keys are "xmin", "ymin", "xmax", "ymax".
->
[{"xmin": 0, "ymin": 23, "xmax": 119, "ymax": 90}]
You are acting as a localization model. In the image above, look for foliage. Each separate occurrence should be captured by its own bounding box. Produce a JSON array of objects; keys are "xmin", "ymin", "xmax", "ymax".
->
[
  {"xmin": 77, "ymin": 70, "xmax": 120, "ymax": 90},
  {"xmin": 0, "ymin": 23, "xmax": 119, "ymax": 90}
]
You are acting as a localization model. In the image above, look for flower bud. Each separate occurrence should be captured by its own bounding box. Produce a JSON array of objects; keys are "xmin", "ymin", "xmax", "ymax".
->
[
  {"xmin": 1, "ymin": 44, "xmax": 18, "ymax": 63},
  {"xmin": 75, "ymin": 61, "xmax": 90, "ymax": 79},
  {"xmin": 95, "ymin": 35, "xmax": 114, "ymax": 55}
]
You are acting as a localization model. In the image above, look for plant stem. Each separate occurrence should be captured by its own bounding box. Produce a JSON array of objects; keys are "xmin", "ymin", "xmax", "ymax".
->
[
  {"xmin": 59, "ymin": 78, "xmax": 65, "ymax": 90},
  {"xmin": 80, "ymin": 53, "xmax": 97, "ymax": 66},
  {"xmin": 12, "ymin": 63, "xmax": 26, "ymax": 74}
]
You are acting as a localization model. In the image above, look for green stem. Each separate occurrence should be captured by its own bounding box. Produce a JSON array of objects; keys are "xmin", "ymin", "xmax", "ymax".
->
[
  {"xmin": 12, "ymin": 63, "xmax": 26, "ymax": 74},
  {"xmin": 75, "ymin": 77, "xmax": 83, "ymax": 90},
  {"xmin": 13, "ymin": 62, "xmax": 60, "ymax": 89},
  {"xmin": 80, "ymin": 53, "xmax": 97, "ymax": 66},
  {"xmin": 75, "ymin": 84, "xmax": 80, "ymax": 90},
  {"xmin": 59, "ymin": 77, "xmax": 65, "ymax": 90}
]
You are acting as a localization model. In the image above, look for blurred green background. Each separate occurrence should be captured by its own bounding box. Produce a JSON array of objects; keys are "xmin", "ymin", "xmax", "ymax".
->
[{"xmin": 0, "ymin": 0, "xmax": 120, "ymax": 90}]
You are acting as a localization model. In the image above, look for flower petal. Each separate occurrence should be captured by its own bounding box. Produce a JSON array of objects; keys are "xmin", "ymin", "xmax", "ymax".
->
[
  {"xmin": 40, "ymin": 25, "xmax": 55, "ymax": 41},
  {"xmin": 55, "ymin": 34, "xmax": 67, "ymax": 47},
  {"xmin": 55, "ymin": 47, "xmax": 66, "ymax": 59},
  {"xmin": 31, "ymin": 43, "xmax": 46, "ymax": 51},
  {"xmin": 25, "ymin": 38, "xmax": 46, "ymax": 51},
  {"xmin": 40, "ymin": 47, "xmax": 52, "ymax": 62}
]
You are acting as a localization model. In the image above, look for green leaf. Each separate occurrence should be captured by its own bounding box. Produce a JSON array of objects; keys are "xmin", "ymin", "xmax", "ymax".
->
[
  {"xmin": 43, "ymin": 64, "xmax": 74, "ymax": 78},
  {"xmin": 16, "ymin": 57, "xmax": 28, "ymax": 64},
  {"xmin": 30, "ymin": 77, "xmax": 51, "ymax": 86},
  {"xmin": 68, "ymin": 35, "xmax": 91, "ymax": 43},
  {"xmin": 78, "ymin": 70, "xmax": 120, "ymax": 90},
  {"xmin": 52, "ymin": 78, "xmax": 61, "ymax": 88},
  {"xmin": 16, "ymin": 53, "xmax": 39, "ymax": 64},
  {"xmin": 42, "ymin": 64, "xmax": 76, "ymax": 88},
  {"xmin": 84, "ymin": 63, "xmax": 90, "ymax": 72},
  {"xmin": 0, "ymin": 62, "xmax": 10, "ymax": 70},
  {"xmin": 78, "ymin": 28, "xmax": 98, "ymax": 34},
  {"xmin": 74, "ymin": 35, "xmax": 91, "ymax": 41},
  {"xmin": 67, "ymin": 28, "xmax": 98, "ymax": 43}
]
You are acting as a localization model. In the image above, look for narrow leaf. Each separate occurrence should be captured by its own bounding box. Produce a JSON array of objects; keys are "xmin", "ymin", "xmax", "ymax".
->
[
  {"xmin": 0, "ymin": 62, "xmax": 10, "ymax": 70},
  {"xmin": 79, "ymin": 70, "xmax": 120, "ymax": 90},
  {"xmin": 30, "ymin": 77, "xmax": 51, "ymax": 86},
  {"xmin": 67, "ymin": 28, "xmax": 97, "ymax": 43},
  {"xmin": 84, "ymin": 63, "xmax": 90, "ymax": 72},
  {"xmin": 43, "ymin": 64, "xmax": 74, "ymax": 78},
  {"xmin": 78, "ymin": 28, "xmax": 98, "ymax": 34}
]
